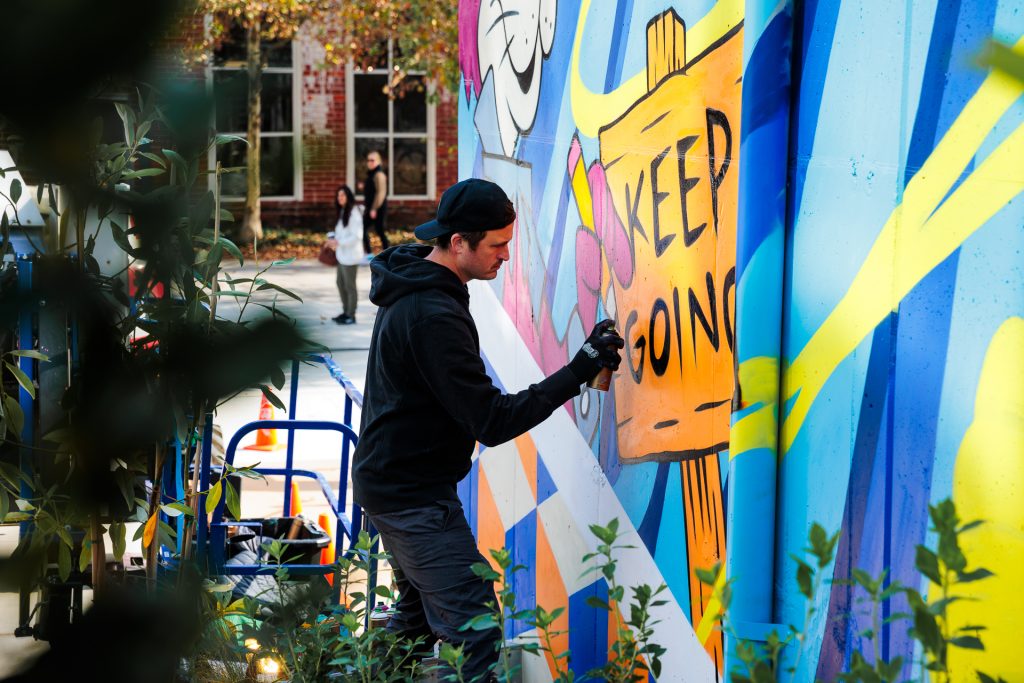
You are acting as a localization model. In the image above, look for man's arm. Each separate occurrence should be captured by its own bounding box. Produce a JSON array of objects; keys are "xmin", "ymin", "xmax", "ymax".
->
[{"xmin": 409, "ymin": 315, "xmax": 621, "ymax": 447}]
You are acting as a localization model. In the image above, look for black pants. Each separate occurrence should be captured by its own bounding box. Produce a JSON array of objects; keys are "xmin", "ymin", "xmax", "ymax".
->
[
  {"xmin": 363, "ymin": 205, "xmax": 390, "ymax": 253},
  {"xmin": 366, "ymin": 501, "xmax": 499, "ymax": 682}
]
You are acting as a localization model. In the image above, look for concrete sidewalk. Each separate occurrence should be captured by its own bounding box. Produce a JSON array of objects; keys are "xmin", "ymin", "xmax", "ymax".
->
[{"xmin": 0, "ymin": 258, "xmax": 380, "ymax": 675}]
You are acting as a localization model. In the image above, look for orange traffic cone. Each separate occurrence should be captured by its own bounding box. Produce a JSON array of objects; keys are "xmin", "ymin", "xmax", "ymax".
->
[
  {"xmin": 318, "ymin": 513, "xmax": 336, "ymax": 585},
  {"xmin": 244, "ymin": 394, "xmax": 285, "ymax": 451},
  {"xmin": 288, "ymin": 480, "xmax": 303, "ymax": 517}
]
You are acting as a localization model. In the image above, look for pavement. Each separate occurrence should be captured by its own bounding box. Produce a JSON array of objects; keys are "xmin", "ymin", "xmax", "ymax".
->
[{"xmin": 0, "ymin": 258, "xmax": 381, "ymax": 676}]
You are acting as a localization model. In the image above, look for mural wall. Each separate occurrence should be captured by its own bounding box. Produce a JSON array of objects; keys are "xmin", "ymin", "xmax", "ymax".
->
[
  {"xmin": 765, "ymin": 1, "xmax": 1024, "ymax": 681},
  {"xmin": 456, "ymin": 0, "xmax": 1023, "ymax": 681}
]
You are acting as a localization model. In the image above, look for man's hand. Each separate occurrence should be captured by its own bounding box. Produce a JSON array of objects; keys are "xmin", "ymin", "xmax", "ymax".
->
[
  {"xmin": 369, "ymin": 209, "xmax": 377, "ymax": 219},
  {"xmin": 568, "ymin": 320, "xmax": 625, "ymax": 383}
]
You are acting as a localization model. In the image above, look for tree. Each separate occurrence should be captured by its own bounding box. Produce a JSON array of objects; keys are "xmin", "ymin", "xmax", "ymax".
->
[
  {"xmin": 184, "ymin": 0, "xmax": 335, "ymax": 242},
  {"xmin": 182, "ymin": 0, "xmax": 458, "ymax": 243},
  {"xmin": 317, "ymin": 1, "xmax": 459, "ymax": 97}
]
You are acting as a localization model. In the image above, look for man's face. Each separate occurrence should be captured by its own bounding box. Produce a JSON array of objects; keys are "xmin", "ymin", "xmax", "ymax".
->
[
  {"xmin": 366, "ymin": 153, "xmax": 380, "ymax": 170},
  {"xmin": 454, "ymin": 223, "xmax": 513, "ymax": 282}
]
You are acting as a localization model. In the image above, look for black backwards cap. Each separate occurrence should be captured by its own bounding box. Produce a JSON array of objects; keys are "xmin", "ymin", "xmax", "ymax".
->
[{"xmin": 414, "ymin": 178, "xmax": 516, "ymax": 240}]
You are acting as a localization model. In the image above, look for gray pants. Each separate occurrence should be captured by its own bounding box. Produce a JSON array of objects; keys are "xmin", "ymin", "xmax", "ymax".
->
[
  {"xmin": 367, "ymin": 501, "xmax": 499, "ymax": 681},
  {"xmin": 336, "ymin": 264, "xmax": 358, "ymax": 317}
]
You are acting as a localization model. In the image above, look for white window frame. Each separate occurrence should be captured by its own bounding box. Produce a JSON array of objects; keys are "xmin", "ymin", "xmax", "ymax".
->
[
  {"xmin": 206, "ymin": 38, "xmax": 303, "ymax": 201},
  {"xmin": 345, "ymin": 43, "xmax": 435, "ymax": 200}
]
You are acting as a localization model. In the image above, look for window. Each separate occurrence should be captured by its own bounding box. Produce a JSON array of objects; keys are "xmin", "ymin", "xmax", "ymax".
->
[
  {"xmin": 347, "ymin": 43, "xmax": 434, "ymax": 199},
  {"xmin": 209, "ymin": 29, "xmax": 300, "ymax": 200}
]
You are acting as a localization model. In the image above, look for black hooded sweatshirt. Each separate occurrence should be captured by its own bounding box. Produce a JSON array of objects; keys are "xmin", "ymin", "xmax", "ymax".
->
[{"xmin": 352, "ymin": 244, "xmax": 583, "ymax": 513}]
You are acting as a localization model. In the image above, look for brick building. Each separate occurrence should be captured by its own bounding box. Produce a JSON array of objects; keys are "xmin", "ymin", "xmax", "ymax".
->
[{"xmin": 201, "ymin": 27, "xmax": 458, "ymax": 233}]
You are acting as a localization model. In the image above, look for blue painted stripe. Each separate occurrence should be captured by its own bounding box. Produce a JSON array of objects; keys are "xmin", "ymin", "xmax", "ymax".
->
[
  {"xmin": 786, "ymin": 0, "xmax": 842, "ymax": 226},
  {"xmin": 604, "ymin": 0, "xmax": 633, "ymax": 92},
  {"xmin": 636, "ymin": 462, "xmax": 670, "ymax": 556},
  {"xmin": 815, "ymin": 316, "xmax": 892, "ymax": 680}
]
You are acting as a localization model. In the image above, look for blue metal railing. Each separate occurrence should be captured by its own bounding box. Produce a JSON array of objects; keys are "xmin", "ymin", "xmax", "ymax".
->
[{"xmin": 198, "ymin": 355, "xmax": 366, "ymax": 602}]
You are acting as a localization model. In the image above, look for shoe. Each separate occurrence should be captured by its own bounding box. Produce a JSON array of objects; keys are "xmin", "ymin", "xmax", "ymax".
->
[
  {"xmin": 331, "ymin": 314, "xmax": 346, "ymax": 322},
  {"xmin": 336, "ymin": 315, "xmax": 356, "ymax": 325}
]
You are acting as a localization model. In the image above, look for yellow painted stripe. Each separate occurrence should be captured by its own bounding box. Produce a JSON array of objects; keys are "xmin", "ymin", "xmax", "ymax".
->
[
  {"xmin": 781, "ymin": 54, "xmax": 1024, "ymax": 452},
  {"xmin": 570, "ymin": 0, "xmax": 743, "ymax": 138},
  {"xmin": 694, "ymin": 565, "xmax": 728, "ymax": 645},
  {"xmin": 730, "ymin": 403, "xmax": 777, "ymax": 459}
]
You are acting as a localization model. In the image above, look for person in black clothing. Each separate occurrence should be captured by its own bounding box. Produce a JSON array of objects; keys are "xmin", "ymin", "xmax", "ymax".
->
[
  {"xmin": 352, "ymin": 178, "xmax": 624, "ymax": 681},
  {"xmin": 362, "ymin": 150, "xmax": 390, "ymax": 253}
]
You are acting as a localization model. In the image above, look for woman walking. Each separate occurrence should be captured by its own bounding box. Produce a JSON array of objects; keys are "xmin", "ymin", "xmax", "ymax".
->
[{"xmin": 328, "ymin": 185, "xmax": 364, "ymax": 325}]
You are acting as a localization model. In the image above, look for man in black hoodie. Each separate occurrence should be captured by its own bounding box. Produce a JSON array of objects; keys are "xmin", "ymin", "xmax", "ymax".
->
[{"xmin": 352, "ymin": 178, "xmax": 624, "ymax": 681}]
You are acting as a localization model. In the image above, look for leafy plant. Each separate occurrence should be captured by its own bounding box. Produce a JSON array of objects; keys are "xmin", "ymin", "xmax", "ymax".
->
[
  {"xmin": 697, "ymin": 498, "xmax": 1003, "ymax": 683},
  {"xmin": 462, "ymin": 547, "xmax": 533, "ymax": 682},
  {"xmin": 905, "ymin": 499, "xmax": 994, "ymax": 683}
]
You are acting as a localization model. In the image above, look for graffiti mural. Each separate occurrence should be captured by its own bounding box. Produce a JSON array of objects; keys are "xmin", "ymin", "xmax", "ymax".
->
[
  {"xmin": 459, "ymin": 0, "xmax": 741, "ymax": 678},
  {"xmin": 458, "ymin": 0, "xmax": 1022, "ymax": 680}
]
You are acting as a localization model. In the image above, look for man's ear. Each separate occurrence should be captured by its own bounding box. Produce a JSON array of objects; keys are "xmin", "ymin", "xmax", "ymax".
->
[{"xmin": 449, "ymin": 233, "xmax": 465, "ymax": 255}]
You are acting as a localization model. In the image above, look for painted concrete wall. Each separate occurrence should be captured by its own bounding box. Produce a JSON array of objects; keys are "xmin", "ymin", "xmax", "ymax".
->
[
  {"xmin": 456, "ymin": 0, "xmax": 1023, "ymax": 681},
  {"xmin": 766, "ymin": 2, "xmax": 1024, "ymax": 681}
]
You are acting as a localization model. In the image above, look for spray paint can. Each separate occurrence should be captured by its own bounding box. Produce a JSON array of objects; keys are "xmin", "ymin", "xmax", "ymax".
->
[{"xmin": 586, "ymin": 323, "xmax": 616, "ymax": 392}]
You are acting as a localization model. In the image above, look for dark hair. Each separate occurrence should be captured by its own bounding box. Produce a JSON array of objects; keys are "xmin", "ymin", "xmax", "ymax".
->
[
  {"xmin": 335, "ymin": 185, "xmax": 355, "ymax": 226},
  {"xmin": 435, "ymin": 231, "xmax": 487, "ymax": 251}
]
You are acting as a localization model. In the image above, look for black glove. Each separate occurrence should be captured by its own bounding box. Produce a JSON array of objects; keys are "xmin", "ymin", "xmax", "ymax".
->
[{"xmin": 568, "ymin": 320, "xmax": 625, "ymax": 383}]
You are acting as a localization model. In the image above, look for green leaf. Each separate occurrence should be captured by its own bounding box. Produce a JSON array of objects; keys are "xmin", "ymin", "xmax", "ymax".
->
[
  {"xmin": 585, "ymin": 596, "xmax": 611, "ymax": 611},
  {"xmin": 79, "ymin": 538, "xmax": 92, "ymax": 573},
  {"xmin": 4, "ymin": 361, "xmax": 35, "ymax": 399},
  {"xmin": 255, "ymin": 281, "xmax": 303, "ymax": 302},
  {"xmin": 915, "ymin": 545, "xmax": 942, "ymax": 584},
  {"xmin": 114, "ymin": 102, "xmax": 136, "ymax": 145},
  {"xmin": 271, "ymin": 257, "xmax": 296, "ymax": 267},
  {"xmin": 121, "ymin": 168, "xmax": 166, "ymax": 179},
  {"xmin": 219, "ymin": 208, "xmax": 235, "ymax": 222},
  {"xmin": 851, "ymin": 568, "xmax": 876, "ymax": 593},
  {"xmin": 215, "ymin": 134, "xmax": 248, "ymax": 146},
  {"xmin": 110, "ymin": 521, "xmax": 126, "ymax": 562},
  {"xmin": 957, "ymin": 567, "xmax": 994, "ymax": 583},
  {"xmin": 57, "ymin": 542, "xmax": 72, "ymax": 582},
  {"xmin": 219, "ymin": 237, "xmax": 244, "ymax": 266},
  {"xmin": 139, "ymin": 152, "xmax": 166, "ymax": 168},
  {"xmin": 259, "ymin": 386, "xmax": 286, "ymax": 412},
  {"xmin": 160, "ymin": 503, "xmax": 187, "ymax": 517},
  {"xmin": 979, "ymin": 40, "xmax": 1024, "ymax": 84},
  {"xmin": 949, "ymin": 635, "xmax": 984, "ymax": 650},
  {"xmin": 9, "ymin": 350, "xmax": 49, "ymax": 361},
  {"xmin": 10, "ymin": 179, "xmax": 22, "ymax": 205},
  {"xmin": 695, "ymin": 564, "xmax": 720, "ymax": 586},
  {"xmin": 958, "ymin": 519, "xmax": 984, "ymax": 533},
  {"xmin": 109, "ymin": 220, "xmax": 137, "ymax": 257},
  {"xmin": 792, "ymin": 555, "xmax": 813, "ymax": 599},
  {"xmin": 163, "ymin": 149, "xmax": 187, "ymax": 184},
  {"xmin": 3, "ymin": 395, "xmax": 24, "ymax": 437},
  {"xmin": 206, "ymin": 480, "xmax": 223, "ymax": 515},
  {"xmin": 270, "ymin": 365, "xmax": 286, "ymax": 390},
  {"xmin": 225, "ymin": 480, "xmax": 241, "ymax": 520}
]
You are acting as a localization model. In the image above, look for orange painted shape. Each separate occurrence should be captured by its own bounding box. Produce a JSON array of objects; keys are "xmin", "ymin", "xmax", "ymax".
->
[
  {"xmin": 535, "ymin": 518, "xmax": 569, "ymax": 679},
  {"xmin": 475, "ymin": 468, "xmax": 505, "ymax": 572},
  {"xmin": 598, "ymin": 27, "xmax": 742, "ymax": 463},
  {"xmin": 514, "ymin": 433, "xmax": 539, "ymax": 501},
  {"xmin": 681, "ymin": 455, "xmax": 725, "ymax": 671}
]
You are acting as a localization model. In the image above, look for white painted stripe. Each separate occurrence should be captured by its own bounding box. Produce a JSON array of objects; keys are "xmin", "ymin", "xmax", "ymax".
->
[
  {"xmin": 469, "ymin": 280, "xmax": 716, "ymax": 682},
  {"xmin": 478, "ymin": 439, "xmax": 537, "ymax": 532},
  {"xmin": 536, "ymin": 492, "xmax": 599, "ymax": 596}
]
